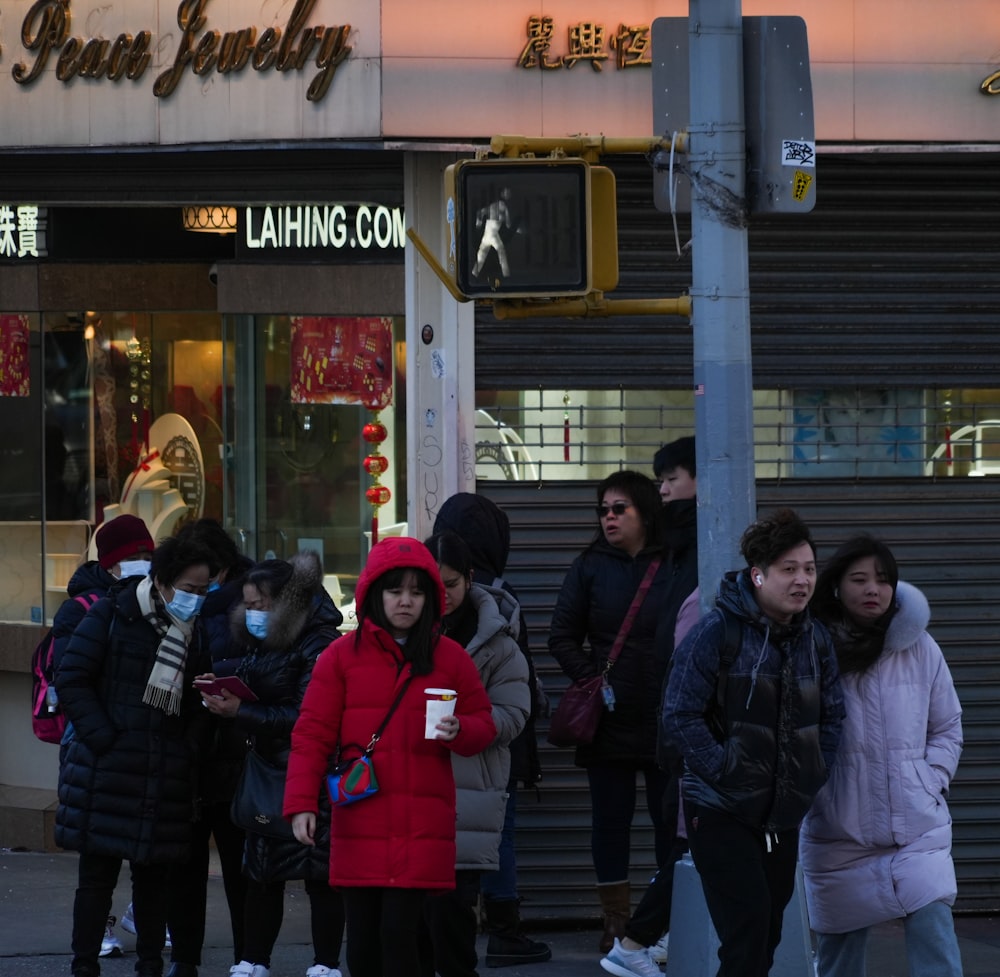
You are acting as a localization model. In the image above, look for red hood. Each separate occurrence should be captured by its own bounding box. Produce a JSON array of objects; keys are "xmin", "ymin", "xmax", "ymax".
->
[{"xmin": 355, "ymin": 536, "xmax": 446, "ymax": 619}]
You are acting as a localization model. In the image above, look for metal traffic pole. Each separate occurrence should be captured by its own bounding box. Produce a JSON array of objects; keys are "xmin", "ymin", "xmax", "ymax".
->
[{"xmin": 687, "ymin": 0, "xmax": 757, "ymax": 610}]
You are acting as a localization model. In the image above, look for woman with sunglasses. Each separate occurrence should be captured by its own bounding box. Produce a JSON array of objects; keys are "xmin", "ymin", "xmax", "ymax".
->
[{"xmin": 549, "ymin": 470, "xmax": 670, "ymax": 955}]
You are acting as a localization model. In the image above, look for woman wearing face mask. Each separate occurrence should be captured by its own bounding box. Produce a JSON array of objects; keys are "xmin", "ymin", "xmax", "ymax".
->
[
  {"xmin": 55, "ymin": 532, "xmax": 218, "ymax": 977},
  {"xmin": 803, "ymin": 535, "xmax": 964, "ymax": 977},
  {"xmin": 198, "ymin": 551, "xmax": 345, "ymax": 977}
]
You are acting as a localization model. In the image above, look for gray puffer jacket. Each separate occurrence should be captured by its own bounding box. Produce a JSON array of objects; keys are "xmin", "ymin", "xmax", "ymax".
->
[
  {"xmin": 452, "ymin": 583, "xmax": 530, "ymax": 870},
  {"xmin": 662, "ymin": 568, "xmax": 844, "ymax": 832}
]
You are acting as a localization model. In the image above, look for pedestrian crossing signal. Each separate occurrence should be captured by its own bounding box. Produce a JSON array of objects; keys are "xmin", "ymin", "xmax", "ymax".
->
[{"xmin": 445, "ymin": 158, "xmax": 616, "ymax": 299}]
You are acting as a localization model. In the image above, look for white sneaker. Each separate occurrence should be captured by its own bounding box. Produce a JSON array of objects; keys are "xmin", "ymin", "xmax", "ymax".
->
[
  {"xmin": 121, "ymin": 902, "xmax": 136, "ymax": 935},
  {"xmin": 120, "ymin": 901, "xmax": 171, "ymax": 948},
  {"xmin": 306, "ymin": 967, "xmax": 342, "ymax": 977},
  {"xmin": 649, "ymin": 933, "xmax": 669, "ymax": 964},
  {"xmin": 230, "ymin": 963, "xmax": 270, "ymax": 977},
  {"xmin": 99, "ymin": 915, "xmax": 124, "ymax": 958},
  {"xmin": 600, "ymin": 938, "xmax": 661, "ymax": 977}
]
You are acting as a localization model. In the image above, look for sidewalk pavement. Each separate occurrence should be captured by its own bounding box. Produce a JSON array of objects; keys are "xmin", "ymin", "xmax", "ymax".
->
[{"xmin": 3, "ymin": 849, "xmax": 1000, "ymax": 977}]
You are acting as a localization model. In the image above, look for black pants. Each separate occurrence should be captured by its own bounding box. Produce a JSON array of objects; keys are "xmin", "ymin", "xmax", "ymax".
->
[
  {"xmin": 167, "ymin": 799, "xmax": 248, "ymax": 965},
  {"xmin": 342, "ymin": 886, "xmax": 427, "ymax": 977},
  {"xmin": 684, "ymin": 801, "xmax": 799, "ymax": 977},
  {"xmin": 72, "ymin": 853, "xmax": 169, "ymax": 976},
  {"xmin": 625, "ymin": 768, "xmax": 688, "ymax": 947},
  {"xmin": 242, "ymin": 877, "xmax": 344, "ymax": 969},
  {"xmin": 419, "ymin": 870, "xmax": 481, "ymax": 977}
]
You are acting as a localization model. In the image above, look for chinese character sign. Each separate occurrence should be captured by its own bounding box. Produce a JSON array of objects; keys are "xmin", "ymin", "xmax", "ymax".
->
[
  {"xmin": 0, "ymin": 205, "xmax": 48, "ymax": 259},
  {"xmin": 290, "ymin": 316, "xmax": 393, "ymax": 409},
  {"xmin": 518, "ymin": 17, "xmax": 651, "ymax": 70},
  {"xmin": 0, "ymin": 314, "xmax": 30, "ymax": 397}
]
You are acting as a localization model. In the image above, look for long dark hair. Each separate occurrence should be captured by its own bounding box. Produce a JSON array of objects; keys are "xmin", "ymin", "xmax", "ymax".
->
[
  {"xmin": 423, "ymin": 531, "xmax": 474, "ymax": 581},
  {"xmin": 812, "ymin": 534, "xmax": 899, "ymax": 674},
  {"xmin": 356, "ymin": 565, "xmax": 440, "ymax": 675}
]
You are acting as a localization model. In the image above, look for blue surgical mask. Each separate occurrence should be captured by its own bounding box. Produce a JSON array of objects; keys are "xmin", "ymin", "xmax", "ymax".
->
[
  {"xmin": 207, "ymin": 580, "xmax": 221, "ymax": 593},
  {"xmin": 117, "ymin": 559, "xmax": 151, "ymax": 579},
  {"xmin": 166, "ymin": 588, "xmax": 205, "ymax": 622},
  {"xmin": 245, "ymin": 608, "xmax": 270, "ymax": 640}
]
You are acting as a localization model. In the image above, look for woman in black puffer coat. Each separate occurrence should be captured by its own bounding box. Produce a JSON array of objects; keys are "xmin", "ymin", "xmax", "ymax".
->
[
  {"xmin": 549, "ymin": 470, "xmax": 672, "ymax": 953},
  {"xmin": 55, "ymin": 532, "xmax": 218, "ymax": 977},
  {"xmin": 198, "ymin": 550, "xmax": 343, "ymax": 977}
]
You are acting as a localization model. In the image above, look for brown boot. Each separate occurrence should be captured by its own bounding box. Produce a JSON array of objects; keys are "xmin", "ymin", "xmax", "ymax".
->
[{"xmin": 596, "ymin": 880, "xmax": 631, "ymax": 953}]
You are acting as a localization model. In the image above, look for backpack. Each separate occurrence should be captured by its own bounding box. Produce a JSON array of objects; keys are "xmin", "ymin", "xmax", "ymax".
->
[
  {"xmin": 657, "ymin": 605, "xmax": 832, "ymax": 766},
  {"xmin": 31, "ymin": 592, "xmax": 99, "ymax": 744}
]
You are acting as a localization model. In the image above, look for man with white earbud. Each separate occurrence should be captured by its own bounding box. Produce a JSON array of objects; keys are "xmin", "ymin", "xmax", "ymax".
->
[{"xmin": 660, "ymin": 509, "xmax": 845, "ymax": 977}]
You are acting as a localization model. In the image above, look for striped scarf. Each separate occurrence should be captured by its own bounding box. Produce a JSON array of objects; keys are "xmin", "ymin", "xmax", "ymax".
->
[{"xmin": 137, "ymin": 576, "xmax": 194, "ymax": 716}]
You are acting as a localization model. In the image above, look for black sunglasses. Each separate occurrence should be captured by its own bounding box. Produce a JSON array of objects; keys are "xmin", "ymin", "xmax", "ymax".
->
[{"xmin": 596, "ymin": 501, "xmax": 632, "ymax": 518}]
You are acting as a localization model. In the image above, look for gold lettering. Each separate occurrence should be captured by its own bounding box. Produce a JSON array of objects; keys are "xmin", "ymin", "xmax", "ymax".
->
[
  {"xmin": 14, "ymin": 0, "xmax": 351, "ymax": 102},
  {"xmin": 153, "ymin": 0, "xmax": 207, "ymax": 97},
  {"xmin": 981, "ymin": 69, "xmax": 1000, "ymax": 95},
  {"xmin": 253, "ymin": 28, "xmax": 279, "ymax": 71},
  {"xmin": 55, "ymin": 36, "xmax": 84, "ymax": 80},
  {"xmin": 14, "ymin": 0, "xmax": 70, "ymax": 85},
  {"xmin": 217, "ymin": 27, "xmax": 256, "ymax": 73},
  {"xmin": 193, "ymin": 30, "xmax": 220, "ymax": 75},
  {"xmin": 308, "ymin": 25, "xmax": 351, "ymax": 102},
  {"xmin": 275, "ymin": 0, "xmax": 316, "ymax": 71},
  {"xmin": 76, "ymin": 37, "xmax": 111, "ymax": 78}
]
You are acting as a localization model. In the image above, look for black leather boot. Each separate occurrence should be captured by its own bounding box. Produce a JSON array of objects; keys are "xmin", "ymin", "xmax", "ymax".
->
[{"xmin": 483, "ymin": 898, "xmax": 552, "ymax": 967}]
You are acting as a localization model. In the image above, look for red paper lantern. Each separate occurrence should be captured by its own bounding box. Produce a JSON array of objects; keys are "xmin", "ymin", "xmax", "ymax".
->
[
  {"xmin": 366, "ymin": 485, "xmax": 392, "ymax": 507},
  {"xmin": 363, "ymin": 421, "xmax": 388, "ymax": 444},
  {"xmin": 364, "ymin": 454, "xmax": 389, "ymax": 476}
]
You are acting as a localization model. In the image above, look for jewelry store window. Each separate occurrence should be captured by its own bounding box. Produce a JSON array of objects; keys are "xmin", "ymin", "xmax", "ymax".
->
[
  {"xmin": 0, "ymin": 310, "xmax": 229, "ymax": 624},
  {"xmin": 251, "ymin": 314, "xmax": 406, "ymax": 623}
]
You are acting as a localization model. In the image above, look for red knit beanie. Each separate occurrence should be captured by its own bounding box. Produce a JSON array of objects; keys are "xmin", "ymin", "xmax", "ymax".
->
[{"xmin": 97, "ymin": 515, "xmax": 155, "ymax": 569}]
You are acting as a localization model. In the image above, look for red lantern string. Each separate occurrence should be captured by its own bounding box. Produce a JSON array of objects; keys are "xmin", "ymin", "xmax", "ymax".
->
[{"xmin": 363, "ymin": 413, "xmax": 391, "ymax": 545}]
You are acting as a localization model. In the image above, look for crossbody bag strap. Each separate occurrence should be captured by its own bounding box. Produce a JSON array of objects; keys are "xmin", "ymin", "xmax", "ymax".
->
[
  {"xmin": 363, "ymin": 673, "xmax": 415, "ymax": 755},
  {"xmin": 605, "ymin": 557, "xmax": 662, "ymax": 674}
]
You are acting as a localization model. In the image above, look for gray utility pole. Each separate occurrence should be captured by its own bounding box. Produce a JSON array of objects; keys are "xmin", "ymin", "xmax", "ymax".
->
[{"xmin": 688, "ymin": 0, "xmax": 756, "ymax": 610}]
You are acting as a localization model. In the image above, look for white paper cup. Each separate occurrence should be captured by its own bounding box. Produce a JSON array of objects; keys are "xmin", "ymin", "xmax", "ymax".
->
[{"xmin": 424, "ymin": 688, "xmax": 457, "ymax": 738}]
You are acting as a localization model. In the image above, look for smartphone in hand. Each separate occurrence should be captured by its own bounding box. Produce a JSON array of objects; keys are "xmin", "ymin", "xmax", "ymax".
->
[{"xmin": 194, "ymin": 676, "xmax": 258, "ymax": 702}]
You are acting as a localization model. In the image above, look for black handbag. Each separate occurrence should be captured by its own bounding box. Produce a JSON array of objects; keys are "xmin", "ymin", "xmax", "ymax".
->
[{"xmin": 230, "ymin": 747, "xmax": 296, "ymax": 840}]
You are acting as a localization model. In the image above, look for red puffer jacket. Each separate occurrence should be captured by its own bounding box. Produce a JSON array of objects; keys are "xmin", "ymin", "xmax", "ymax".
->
[{"xmin": 284, "ymin": 537, "xmax": 496, "ymax": 890}]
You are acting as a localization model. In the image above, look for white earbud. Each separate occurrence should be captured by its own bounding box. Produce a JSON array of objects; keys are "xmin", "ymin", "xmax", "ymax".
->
[{"xmin": 755, "ymin": 575, "xmax": 763, "ymax": 586}]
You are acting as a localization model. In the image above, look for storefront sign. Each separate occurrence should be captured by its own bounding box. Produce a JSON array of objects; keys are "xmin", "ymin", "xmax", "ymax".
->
[
  {"xmin": 517, "ymin": 16, "xmax": 651, "ymax": 71},
  {"xmin": 0, "ymin": 206, "xmax": 48, "ymax": 259},
  {"xmin": 10, "ymin": 0, "xmax": 351, "ymax": 102},
  {"xmin": 239, "ymin": 204, "xmax": 406, "ymax": 261}
]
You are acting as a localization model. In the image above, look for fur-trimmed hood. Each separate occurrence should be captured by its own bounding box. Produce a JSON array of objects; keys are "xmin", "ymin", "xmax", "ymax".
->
[
  {"xmin": 883, "ymin": 580, "xmax": 930, "ymax": 656},
  {"xmin": 229, "ymin": 550, "xmax": 342, "ymax": 648}
]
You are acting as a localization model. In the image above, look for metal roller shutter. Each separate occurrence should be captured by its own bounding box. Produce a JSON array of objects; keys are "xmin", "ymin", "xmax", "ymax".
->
[
  {"xmin": 480, "ymin": 478, "xmax": 1000, "ymax": 919},
  {"xmin": 475, "ymin": 152, "xmax": 1000, "ymax": 390}
]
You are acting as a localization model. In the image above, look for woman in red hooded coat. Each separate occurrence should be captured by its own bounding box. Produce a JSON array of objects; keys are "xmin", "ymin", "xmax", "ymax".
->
[{"xmin": 284, "ymin": 536, "xmax": 496, "ymax": 977}]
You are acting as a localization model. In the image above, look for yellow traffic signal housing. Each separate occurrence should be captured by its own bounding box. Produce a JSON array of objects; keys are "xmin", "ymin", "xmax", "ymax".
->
[{"xmin": 445, "ymin": 157, "xmax": 618, "ymax": 299}]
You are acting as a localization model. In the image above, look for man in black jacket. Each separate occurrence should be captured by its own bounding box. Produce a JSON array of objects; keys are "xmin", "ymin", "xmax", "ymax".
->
[{"xmin": 661, "ymin": 509, "xmax": 844, "ymax": 977}]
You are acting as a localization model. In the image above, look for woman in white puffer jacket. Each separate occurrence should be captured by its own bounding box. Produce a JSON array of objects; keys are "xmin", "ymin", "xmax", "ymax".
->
[{"xmin": 802, "ymin": 534, "xmax": 964, "ymax": 977}]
